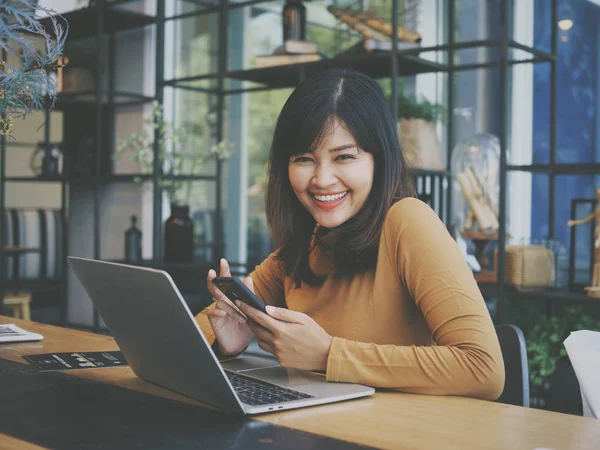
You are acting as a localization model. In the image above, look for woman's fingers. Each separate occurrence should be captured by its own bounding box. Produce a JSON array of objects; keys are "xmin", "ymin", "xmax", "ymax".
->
[
  {"xmin": 207, "ymin": 269, "xmax": 223, "ymax": 298},
  {"xmin": 247, "ymin": 319, "xmax": 273, "ymax": 341},
  {"xmin": 257, "ymin": 339, "xmax": 275, "ymax": 355},
  {"xmin": 207, "ymin": 265, "xmax": 236, "ymax": 305},
  {"xmin": 205, "ymin": 308, "xmax": 226, "ymax": 318},
  {"xmin": 206, "ymin": 258, "xmax": 247, "ymax": 322},
  {"xmin": 215, "ymin": 297, "xmax": 247, "ymax": 323},
  {"xmin": 235, "ymin": 301, "xmax": 279, "ymax": 332},
  {"xmin": 243, "ymin": 275, "xmax": 254, "ymax": 293},
  {"xmin": 220, "ymin": 258, "xmax": 232, "ymax": 277}
]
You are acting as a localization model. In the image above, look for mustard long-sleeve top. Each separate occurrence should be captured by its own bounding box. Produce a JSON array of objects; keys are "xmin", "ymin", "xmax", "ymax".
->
[{"xmin": 195, "ymin": 198, "xmax": 505, "ymax": 401}]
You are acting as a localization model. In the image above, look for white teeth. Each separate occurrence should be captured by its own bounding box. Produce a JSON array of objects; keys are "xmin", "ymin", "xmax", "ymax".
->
[{"xmin": 314, "ymin": 192, "xmax": 348, "ymax": 202}]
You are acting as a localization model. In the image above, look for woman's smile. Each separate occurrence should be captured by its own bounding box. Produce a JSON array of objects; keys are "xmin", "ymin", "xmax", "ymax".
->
[{"xmin": 312, "ymin": 191, "xmax": 349, "ymax": 210}]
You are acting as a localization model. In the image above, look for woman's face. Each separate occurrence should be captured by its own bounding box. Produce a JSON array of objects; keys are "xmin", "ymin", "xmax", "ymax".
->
[{"xmin": 288, "ymin": 118, "xmax": 375, "ymax": 229}]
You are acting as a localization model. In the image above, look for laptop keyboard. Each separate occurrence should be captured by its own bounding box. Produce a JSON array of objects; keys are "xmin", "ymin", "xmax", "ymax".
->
[{"xmin": 225, "ymin": 370, "xmax": 315, "ymax": 406}]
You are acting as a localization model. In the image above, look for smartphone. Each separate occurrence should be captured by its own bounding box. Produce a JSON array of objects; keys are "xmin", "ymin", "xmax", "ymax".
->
[{"xmin": 212, "ymin": 276, "xmax": 268, "ymax": 314}]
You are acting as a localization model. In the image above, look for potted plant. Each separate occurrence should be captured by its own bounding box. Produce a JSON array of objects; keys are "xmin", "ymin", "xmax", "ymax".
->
[
  {"xmin": 118, "ymin": 101, "xmax": 232, "ymax": 262},
  {"xmin": 511, "ymin": 302, "xmax": 600, "ymax": 413},
  {"xmin": 396, "ymin": 94, "xmax": 446, "ymax": 171},
  {"xmin": 0, "ymin": 1, "xmax": 68, "ymax": 136}
]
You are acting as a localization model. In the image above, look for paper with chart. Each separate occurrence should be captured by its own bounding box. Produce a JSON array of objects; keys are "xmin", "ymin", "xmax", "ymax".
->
[{"xmin": 0, "ymin": 324, "xmax": 43, "ymax": 343}]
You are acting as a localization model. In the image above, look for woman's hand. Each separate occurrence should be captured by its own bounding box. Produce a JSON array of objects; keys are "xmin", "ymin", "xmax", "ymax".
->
[
  {"xmin": 235, "ymin": 302, "xmax": 333, "ymax": 372},
  {"xmin": 205, "ymin": 259, "xmax": 254, "ymax": 355}
]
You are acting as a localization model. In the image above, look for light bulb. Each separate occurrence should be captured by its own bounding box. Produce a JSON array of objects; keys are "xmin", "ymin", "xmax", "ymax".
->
[{"xmin": 558, "ymin": 19, "xmax": 573, "ymax": 31}]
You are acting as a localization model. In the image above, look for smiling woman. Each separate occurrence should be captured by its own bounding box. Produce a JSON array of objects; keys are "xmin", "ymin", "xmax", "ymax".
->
[
  {"xmin": 195, "ymin": 69, "xmax": 505, "ymax": 401},
  {"xmin": 287, "ymin": 121, "xmax": 375, "ymax": 230},
  {"xmin": 267, "ymin": 69, "xmax": 415, "ymax": 282}
]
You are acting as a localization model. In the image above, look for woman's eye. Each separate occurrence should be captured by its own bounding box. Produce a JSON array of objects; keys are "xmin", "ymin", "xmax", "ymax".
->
[
  {"xmin": 336, "ymin": 154, "xmax": 355, "ymax": 161},
  {"xmin": 293, "ymin": 156, "xmax": 313, "ymax": 163}
]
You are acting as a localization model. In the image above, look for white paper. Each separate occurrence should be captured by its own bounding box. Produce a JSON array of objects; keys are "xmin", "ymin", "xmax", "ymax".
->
[
  {"xmin": 563, "ymin": 330, "xmax": 600, "ymax": 419},
  {"xmin": 0, "ymin": 324, "xmax": 44, "ymax": 343}
]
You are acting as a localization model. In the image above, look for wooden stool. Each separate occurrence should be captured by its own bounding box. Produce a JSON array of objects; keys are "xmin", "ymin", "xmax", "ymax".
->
[{"xmin": 3, "ymin": 293, "xmax": 32, "ymax": 321}]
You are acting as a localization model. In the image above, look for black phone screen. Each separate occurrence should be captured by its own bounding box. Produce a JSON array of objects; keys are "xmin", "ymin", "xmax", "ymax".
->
[{"xmin": 212, "ymin": 276, "xmax": 268, "ymax": 314}]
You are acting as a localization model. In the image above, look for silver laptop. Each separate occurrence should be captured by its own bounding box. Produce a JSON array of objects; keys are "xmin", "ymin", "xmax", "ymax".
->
[{"xmin": 67, "ymin": 257, "xmax": 374, "ymax": 415}]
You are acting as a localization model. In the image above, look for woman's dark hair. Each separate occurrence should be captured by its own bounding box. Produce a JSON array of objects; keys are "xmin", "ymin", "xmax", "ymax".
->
[{"xmin": 265, "ymin": 69, "xmax": 416, "ymax": 286}]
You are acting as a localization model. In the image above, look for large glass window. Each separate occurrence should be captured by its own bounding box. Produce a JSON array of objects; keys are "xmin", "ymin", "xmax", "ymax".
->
[{"xmin": 531, "ymin": 0, "xmax": 600, "ymax": 252}]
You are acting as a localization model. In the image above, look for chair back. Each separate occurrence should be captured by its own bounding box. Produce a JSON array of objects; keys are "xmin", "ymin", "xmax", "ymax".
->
[{"xmin": 495, "ymin": 324, "xmax": 530, "ymax": 407}]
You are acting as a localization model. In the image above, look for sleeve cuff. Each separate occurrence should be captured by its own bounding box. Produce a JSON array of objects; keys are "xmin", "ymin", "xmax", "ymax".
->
[
  {"xmin": 194, "ymin": 310, "xmax": 216, "ymax": 345},
  {"xmin": 325, "ymin": 336, "xmax": 344, "ymax": 382},
  {"xmin": 211, "ymin": 341, "xmax": 248, "ymax": 361},
  {"xmin": 195, "ymin": 303, "xmax": 248, "ymax": 361}
]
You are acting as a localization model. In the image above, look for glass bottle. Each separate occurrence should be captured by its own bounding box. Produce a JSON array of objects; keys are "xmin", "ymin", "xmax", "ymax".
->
[
  {"xmin": 125, "ymin": 215, "xmax": 142, "ymax": 263},
  {"xmin": 282, "ymin": 0, "xmax": 306, "ymax": 42},
  {"xmin": 41, "ymin": 145, "xmax": 60, "ymax": 177},
  {"xmin": 164, "ymin": 204, "xmax": 194, "ymax": 262}
]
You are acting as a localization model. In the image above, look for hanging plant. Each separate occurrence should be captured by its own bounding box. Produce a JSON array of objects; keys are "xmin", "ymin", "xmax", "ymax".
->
[{"xmin": 0, "ymin": 0, "xmax": 68, "ymax": 136}]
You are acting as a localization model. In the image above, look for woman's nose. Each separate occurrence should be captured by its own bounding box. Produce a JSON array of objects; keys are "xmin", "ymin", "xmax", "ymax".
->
[{"xmin": 312, "ymin": 163, "xmax": 337, "ymax": 187}]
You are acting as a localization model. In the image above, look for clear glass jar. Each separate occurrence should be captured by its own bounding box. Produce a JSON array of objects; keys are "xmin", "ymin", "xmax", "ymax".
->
[{"xmin": 450, "ymin": 133, "xmax": 501, "ymax": 234}]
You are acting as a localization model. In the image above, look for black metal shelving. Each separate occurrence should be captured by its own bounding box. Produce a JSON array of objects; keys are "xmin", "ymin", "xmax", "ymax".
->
[
  {"xmin": 162, "ymin": 37, "xmax": 554, "ymax": 92},
  {"xmin": 508, "ymin": 164, "xmax": 600, "ymax": 176},
  {"xmin": 497, "ymin": 1, "xmax": 600, "ymax": 318},
  {"xmin": 163, "ymin": 52, "xmax": 446, "ymax": 90},
  {"xmin": 159, "ymin": 0, "xmax": 560, "ymax": 326},
  {"xmin": 480, "ymin": 283, "xmax": 599, "ymax": 304},
  {"xmin": 2, "ymin": 174, "xmax": 219, "ymax": 183},
  {"xmin": 39, "ymin": 7, "xmax": 155, "ymax": 41},
  {"xmin": 54, "ymin": 91, "xmax": 156, "ymax": 110},
  {"xmin": 1, "ymin": 0, "xmax": 568, "ymax": 326},
  {"xmin": 0, "ymin": 1, "xmax": 214, "ymax": 327}
]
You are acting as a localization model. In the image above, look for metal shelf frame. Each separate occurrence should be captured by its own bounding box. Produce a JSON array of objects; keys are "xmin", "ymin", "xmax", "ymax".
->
[
  {"xmin": 0, "ymin": 0, "xmax": 220, "ymax": 328},
  {"xmin": 160, "ymin": 38, "xmax": 554, "ymax": 92},
  {"xmin": 0, "ymin": 0, "xmax": 563, "ymax": 326}
]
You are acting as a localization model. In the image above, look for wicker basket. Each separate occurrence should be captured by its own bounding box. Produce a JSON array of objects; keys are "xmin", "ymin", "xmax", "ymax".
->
[
  {"xmin": 494, "ymin": 245, "xmax": 555, "ymax": 290},
  {"xmin": 398, "ymin": 118, "xmax": 445, "ymax": 170}
]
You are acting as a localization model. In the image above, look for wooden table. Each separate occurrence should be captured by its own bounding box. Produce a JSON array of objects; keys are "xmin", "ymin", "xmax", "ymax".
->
[{"xmin": 1, "ymin": 316, "xmax": 599, "ymax": 450}]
